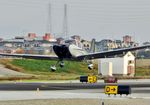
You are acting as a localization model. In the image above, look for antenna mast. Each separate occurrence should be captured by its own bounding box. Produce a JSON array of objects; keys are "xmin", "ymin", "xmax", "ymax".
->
[
  {"xmin": 63, "ymin": 4, "xmax": 68, "ymax": 38},
  {"xmin": 47, "ymin": 3, "xmax": 52, "ymax": 33}
]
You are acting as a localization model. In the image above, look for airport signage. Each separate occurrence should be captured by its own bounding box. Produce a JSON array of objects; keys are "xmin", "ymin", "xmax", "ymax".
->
[
  {"xmin": 105, "ymin": 85, "xmax": 131, "ymax": 95},
  {"xmin": 105, "ymin": 85, "xmax": 118, "ymax": 94},
  {"xmin": 80, "ymin": 75, "xmax": 97, "ymax": 83}
]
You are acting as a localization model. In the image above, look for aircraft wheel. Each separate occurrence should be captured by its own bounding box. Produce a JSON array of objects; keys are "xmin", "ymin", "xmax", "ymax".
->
[{"xmin": 50, "ymin": 65, "xmax": 56, "ymax": 72}]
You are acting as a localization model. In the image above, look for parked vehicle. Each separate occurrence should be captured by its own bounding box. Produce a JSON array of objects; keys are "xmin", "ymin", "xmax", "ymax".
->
[{"xmin": 104, "ymin": 76, "xmax": 118, "ymax": 83}]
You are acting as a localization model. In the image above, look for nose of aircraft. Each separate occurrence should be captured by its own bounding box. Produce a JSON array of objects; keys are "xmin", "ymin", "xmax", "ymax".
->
[{"xmin": 53, "ymin": 45, "xmax": 72, "ymax": 59}]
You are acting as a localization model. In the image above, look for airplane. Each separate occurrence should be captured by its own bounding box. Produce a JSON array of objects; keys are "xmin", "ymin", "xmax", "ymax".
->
[{"xmin": 0, "ymin": 42, "xmax": 149, "ymax": 72}]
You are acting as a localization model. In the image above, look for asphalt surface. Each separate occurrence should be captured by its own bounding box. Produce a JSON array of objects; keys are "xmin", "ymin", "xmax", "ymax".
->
[
  {"xmin": 0, "ymin": 80, "xmax": 149, "ymax": 101},
  {"xmin": 0, "ymin": 82, "xmax": 150, "ymax": 90}
]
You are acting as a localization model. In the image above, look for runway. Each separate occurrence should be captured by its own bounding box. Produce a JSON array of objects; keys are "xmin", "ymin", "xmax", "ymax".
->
[
  {"xmin": 0, "ymin": 81, "xmax": 150, "ymax": 90},
  {"xmin": 0, "ymin": 80, "xmax": 149, "ymax": 101}
]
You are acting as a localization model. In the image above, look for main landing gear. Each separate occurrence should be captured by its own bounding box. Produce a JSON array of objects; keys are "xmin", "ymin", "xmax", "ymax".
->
[
  {"xmin": 50, "ymin": 61, "xmax": 65, "ymax": 72},
  {"xmin": 50, "ymin": 60, "xmax": 94, "ymax": 72},
  {"xmin": 88, "ymin": 63, "xmax": 94, "ymax": 70},
  {"xmin": 86, "ymin": 60, "xmax": 94, "ymax": 70}
]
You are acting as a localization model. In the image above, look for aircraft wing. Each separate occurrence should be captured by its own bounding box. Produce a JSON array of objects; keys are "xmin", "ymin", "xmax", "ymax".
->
[
  {"xmin": 77, "ymin": 45, "xmax": 150, "ymax": 60},
  {"xmin": 0, "ymin": 53, "xmax": 58, "ymax": 60}
]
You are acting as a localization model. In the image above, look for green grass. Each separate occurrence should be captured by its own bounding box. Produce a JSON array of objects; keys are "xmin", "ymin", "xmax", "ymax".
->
[
  {"xmin": 10, "ymin": 59, "xmax": 94, "ymax": 74},
  {"xmin": 136, "ymin": 68, "xmax": 150, "ymax": 76},
  {"xmin": 136, "ymin": 59, "xmax": 150, "ymax": 68},
  {"xmin": 0, "ymin": 58, "xmax": 150, "ymax": 80},
  {"xmin": 2, "ymin": 59, "xmax": 97, "ymax": 80},
  {"xmin": 135, "ymin": 59, "xmax": 150, "ymax": 76}
]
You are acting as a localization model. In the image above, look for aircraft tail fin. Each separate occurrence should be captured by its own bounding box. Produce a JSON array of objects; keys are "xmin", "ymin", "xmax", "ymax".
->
[{"xmin": 90, "ymin": 38, "xmax": 96, "ymax": 53}]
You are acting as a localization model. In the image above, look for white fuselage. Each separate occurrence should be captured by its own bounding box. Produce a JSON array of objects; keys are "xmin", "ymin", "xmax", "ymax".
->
[{"xmin": 69, "ymin": 44, "xmax": 87, "ymax": 57}]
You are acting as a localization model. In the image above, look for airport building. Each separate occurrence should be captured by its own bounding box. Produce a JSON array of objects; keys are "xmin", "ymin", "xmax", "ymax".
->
[{"xmin": 98, "ymin": 52, "xmax": 135, "ymax": 77}]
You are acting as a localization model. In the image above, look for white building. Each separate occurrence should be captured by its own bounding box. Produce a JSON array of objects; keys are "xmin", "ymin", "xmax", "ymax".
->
[{"xmin": 98, "ymin": 52, "xmax": 135, "ymax": 77}]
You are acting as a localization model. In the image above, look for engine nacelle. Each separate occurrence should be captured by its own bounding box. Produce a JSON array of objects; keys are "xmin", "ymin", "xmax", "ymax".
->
[
  {"xmin": 50, "ymin": 65, "xmax": 56, "ymax": 72},
  {"xmin": 88, "ymin": 63, "xmax": 94, "ymax": 70}
]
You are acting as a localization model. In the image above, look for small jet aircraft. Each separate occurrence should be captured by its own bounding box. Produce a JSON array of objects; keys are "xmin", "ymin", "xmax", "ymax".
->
[{"xmin": 0, "ymin": 43, "xmax": 149, "ymax": 71}]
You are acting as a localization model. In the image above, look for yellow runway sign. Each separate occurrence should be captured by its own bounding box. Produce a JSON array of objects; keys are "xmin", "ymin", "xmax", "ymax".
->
[
  {"xmin": 105, "ymin": 86, "xmax": 118, "ymax": 94},
  {"xmin": 88, "ymin": 76, "xmax": 97, "ymax": 83}
]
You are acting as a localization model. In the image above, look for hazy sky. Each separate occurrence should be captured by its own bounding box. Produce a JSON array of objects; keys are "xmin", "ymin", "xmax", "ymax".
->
[{"xmin": 0, "ymin": 0, "xmax": 150, "ymax": 43}]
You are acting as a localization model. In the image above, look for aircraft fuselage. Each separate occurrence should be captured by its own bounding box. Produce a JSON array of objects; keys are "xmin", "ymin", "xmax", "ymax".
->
[{"xmin": 53, "ymin": 44, "xmax": 87, "ymax": 60}]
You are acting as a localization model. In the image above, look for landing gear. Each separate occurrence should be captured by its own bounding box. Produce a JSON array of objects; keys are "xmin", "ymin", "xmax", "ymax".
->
[
  {"xmin": 50, "ymin": 61, "xmax": 65, "ymax": 72},
  {"xmin": 59, "ymin": 61, "xmax": 65, "ymax": 68},
  {"xmin": 88, "ymin": 63, "xmax": 94, "ymax": 70},
  {"xmin": 50, "ymin": 65, "xmax": 56, "ymax": 72},
  {"xmin": 84, "ymin": 60, "xmax": 94, "ymax": 70}
]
